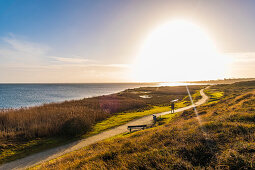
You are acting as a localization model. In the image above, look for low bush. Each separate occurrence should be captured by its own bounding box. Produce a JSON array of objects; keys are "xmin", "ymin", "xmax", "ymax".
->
[{"xmin": 61, "ymin": 118, "xmax": 91, "ymax": 137}]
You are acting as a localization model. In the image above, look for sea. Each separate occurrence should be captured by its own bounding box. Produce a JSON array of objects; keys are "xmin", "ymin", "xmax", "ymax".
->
[
  {"xmin": 0, "ymin": 83, "xmax": 157, "ymax": 109},
  {"xmin": 0, "ymin": 82, "xmax": 200, "ymax": 109}
]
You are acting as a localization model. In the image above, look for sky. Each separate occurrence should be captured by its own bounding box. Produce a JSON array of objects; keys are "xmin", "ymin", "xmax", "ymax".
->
[{"xmin": 0, "ymin": 0, "xmax": 255, "ymax": 83}]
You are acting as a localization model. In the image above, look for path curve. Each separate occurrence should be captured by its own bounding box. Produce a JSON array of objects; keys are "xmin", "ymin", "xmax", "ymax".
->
[{"xmin": 0, "ymin": 88, "xmax": 209, "ymax": 170}]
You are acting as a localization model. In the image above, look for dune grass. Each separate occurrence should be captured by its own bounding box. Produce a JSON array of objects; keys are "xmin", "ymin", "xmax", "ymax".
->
[{"xmin": 33, "ymin": 81, "xmax": 255, "ymax": 169}]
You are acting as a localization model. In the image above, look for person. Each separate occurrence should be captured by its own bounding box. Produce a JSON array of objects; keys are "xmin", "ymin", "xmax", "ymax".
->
[
  {"xmin": 153, "ymin": 114, "xmax": 157, "ymax": 124},
  {"xmin": 171, "ymin": 102, "xmax": 175, "ymax": 113}
]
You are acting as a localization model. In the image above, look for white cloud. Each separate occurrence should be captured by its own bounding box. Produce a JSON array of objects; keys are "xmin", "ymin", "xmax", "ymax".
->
[
  {"xmin": 52, "ymin": 56, "xmax": 92, "ymax": 64},
  {"xmin": 103, "ymin": 64, "xmax": 130, "ymax": 68},
  {"xmin": 51, "ymin": 57, "xmax": 130, "ymax": 68}
]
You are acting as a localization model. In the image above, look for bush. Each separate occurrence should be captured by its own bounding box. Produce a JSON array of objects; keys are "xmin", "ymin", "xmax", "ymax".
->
[{"xmin": 61, "ymin": 118, "xmax": 91, "ymax": 137}]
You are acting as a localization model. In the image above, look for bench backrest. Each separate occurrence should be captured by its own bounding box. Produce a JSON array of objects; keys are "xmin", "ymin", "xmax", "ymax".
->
[{"xmin": 128, "ymin": 125, "xmax": 147, "ymax": 128}]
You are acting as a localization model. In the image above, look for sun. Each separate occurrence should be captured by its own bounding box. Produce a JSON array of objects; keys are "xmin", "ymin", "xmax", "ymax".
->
[{"xmin": 132, "ymin": 19, "xmax": 228, "ymax": 82}]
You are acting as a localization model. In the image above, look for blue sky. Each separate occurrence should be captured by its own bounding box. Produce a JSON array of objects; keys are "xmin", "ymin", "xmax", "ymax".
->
[{"xmin": 1, "ymin": 0, "xmax": 255, "ymax": 82}]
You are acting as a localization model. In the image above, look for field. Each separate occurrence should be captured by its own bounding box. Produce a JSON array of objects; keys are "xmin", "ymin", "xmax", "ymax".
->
[
  {"xmin": 0, "ymin": 85, "xmax": 202, "ymax": 164},
  {"xmin": 33, "ymin": 81, "xmax": 255, "ymax": 169}
]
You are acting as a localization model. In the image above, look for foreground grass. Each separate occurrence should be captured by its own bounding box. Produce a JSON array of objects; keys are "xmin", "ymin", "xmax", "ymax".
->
[{"xmin": 33, "ymin": 81, "xmax": 255, "ymax": 169}]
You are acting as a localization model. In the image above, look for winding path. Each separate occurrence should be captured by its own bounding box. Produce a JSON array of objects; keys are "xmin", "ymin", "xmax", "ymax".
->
[{"xmin": 0, "ymin": 88, "xmax": 209, "ymax": 170}]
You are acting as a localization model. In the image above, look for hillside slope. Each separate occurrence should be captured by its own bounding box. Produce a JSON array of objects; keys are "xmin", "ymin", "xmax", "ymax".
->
[{"xmin": 34, "ymin": 81, "xmax": 255, "ymax": 169}]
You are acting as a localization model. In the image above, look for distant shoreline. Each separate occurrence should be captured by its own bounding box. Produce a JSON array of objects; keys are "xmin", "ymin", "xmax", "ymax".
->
[
  {"xmin": 1, "ymin": 78, "xmax": 254, "ymax": 85},
  {"xmin": 1, "ymin": 79, "xmax": 251, "ymax": 110},
  {"xmin": 185, "ymin": 78, "xmax": 255, "ymax": 84}
]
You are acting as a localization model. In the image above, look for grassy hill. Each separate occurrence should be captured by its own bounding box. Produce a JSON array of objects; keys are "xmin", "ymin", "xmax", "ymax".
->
[{"xmin": 33, "ymin": 81, "xmax": 255, "ymax": 169}]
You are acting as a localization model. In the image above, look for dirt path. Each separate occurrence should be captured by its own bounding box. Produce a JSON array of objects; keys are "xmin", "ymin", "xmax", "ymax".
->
[{"xmin": 0, "ymin": 88, "xmax": 208, "ymax": 170}]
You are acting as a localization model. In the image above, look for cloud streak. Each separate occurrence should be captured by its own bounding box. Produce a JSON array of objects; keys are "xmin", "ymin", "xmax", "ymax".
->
[
  {"xmin": 3, "ymin": 37, "xmax": 49, "ymax": 56},
  {"xmin": 52, "ymin": 56, "xmax": 92, "ymax": 64},
  {"xmin": 0, "ymin": 36, "xmax": 50, "ymax": 60}
]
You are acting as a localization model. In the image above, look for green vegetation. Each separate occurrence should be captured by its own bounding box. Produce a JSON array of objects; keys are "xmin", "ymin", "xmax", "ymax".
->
[
  {"xmin": 87, "ymin": 89, "xmax": 202, "ymax": 137},
  {"xmin": 86, "ymin": 106, "xmax": 170, "ymax": 136},
  {"xmin": 155, "ymin": 112, "xmax": 178, "ymax": 126},
  {"xmin": 33, "ymin": 81, "xmax": 255, "ymax": 169},
  {"xmin": 0, "ymin": 138, "xmax": 71, "ymax": 164},
  {"xmin": 0, "ymin": 85, "xmax": 201, "ymax": 164},
  {"xmin": 204, "ymin": 88, "xmax": 224, "ymax": 104}
]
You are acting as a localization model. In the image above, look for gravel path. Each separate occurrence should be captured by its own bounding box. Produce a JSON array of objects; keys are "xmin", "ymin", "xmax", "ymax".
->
[{"xmin": 0, "ymin": 88, "xmax": 208, "ymax": 170}]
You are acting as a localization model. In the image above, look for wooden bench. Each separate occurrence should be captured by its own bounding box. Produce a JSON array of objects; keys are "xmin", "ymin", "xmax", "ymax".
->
[{"xmin": 127, "ymin": 125, "xmax": 147, "ymax": 132}]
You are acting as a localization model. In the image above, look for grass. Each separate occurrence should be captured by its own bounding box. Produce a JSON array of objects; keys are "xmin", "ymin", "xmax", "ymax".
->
[
  {"xmin": 0, "ymin": 137, "xmax": 73, "ymax": 164},
  {"xmin": 0, "ymin": 85, "xmax": 202, "ymax": 164},
  {"xmin": 86, "ymin": 106, "xmax": 170, "ymax": 136},
  {"xmin": 204, "ymin": 88, "xmax": 224, "ymax": 104},
  {"xmin": 32, "ymin": 81, "xmax": 255, "ymax": 169},
  {"xmin": 156, "ymin": 112, "xmax": 178, "ymax": 125},
  {"xmin": 86, "ymin": 89, "xmax": 202, "ymax": 137}
]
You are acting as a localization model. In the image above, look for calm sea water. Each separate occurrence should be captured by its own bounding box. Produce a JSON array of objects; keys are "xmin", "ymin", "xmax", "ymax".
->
[
  {"xmin": 0, "ymin": 83, "xmax": 158, "ymax": 109},
  {"xmin": 0, "ymin": 82, "xmax": 203, "ymax": 109}
]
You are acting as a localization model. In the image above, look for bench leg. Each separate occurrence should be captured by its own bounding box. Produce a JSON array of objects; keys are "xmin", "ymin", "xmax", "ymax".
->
[{"xmin": 129, "ymin": 128, "xmax": 131, "ymax": 132}]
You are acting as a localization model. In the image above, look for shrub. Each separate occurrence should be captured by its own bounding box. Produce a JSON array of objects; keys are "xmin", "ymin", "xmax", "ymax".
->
[{"xmin": 61, "ymin": 118, "xmax": 91, "ymax": 137}]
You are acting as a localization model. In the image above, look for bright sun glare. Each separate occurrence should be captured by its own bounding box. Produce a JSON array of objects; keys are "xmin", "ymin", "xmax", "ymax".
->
[{"xmin": 133, "ymin": 19, "xmax": 229, "ymax": 82}]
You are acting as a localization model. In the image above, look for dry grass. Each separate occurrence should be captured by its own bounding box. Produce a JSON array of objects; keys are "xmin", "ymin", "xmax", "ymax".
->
[{"xmin": 33, "ymin": 81, "xmax": 255, "ymax": 169}]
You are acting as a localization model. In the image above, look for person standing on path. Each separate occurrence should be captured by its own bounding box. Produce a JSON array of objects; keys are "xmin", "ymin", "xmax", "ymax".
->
[
  {"xmin": 153, "ymin": 114, "xmax": 157, "ymax": 124},
  {"xmin": 171, "ymin": 102, "xmax": 175, "ymax": 113}
]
